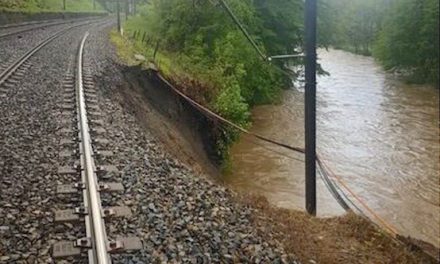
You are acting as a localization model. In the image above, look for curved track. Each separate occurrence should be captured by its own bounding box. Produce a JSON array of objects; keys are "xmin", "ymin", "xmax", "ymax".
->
[
  {"xmin": 77, "ymin": 32, "xmax": 111, "ymax": 263},
  {"xmin": 51, "ymin": 28, "xmax": 141, "ymax": 263},
  {"xmin": 0, "ymin": 18, "xmax": 61, "ymax": 30},
  {"xmin": 0, "ymin": 17, "xmax": 102, "ymax": 39},
  {"xmin": 0, "ymin": 20, "xmax": 101, "ymax": 86}
]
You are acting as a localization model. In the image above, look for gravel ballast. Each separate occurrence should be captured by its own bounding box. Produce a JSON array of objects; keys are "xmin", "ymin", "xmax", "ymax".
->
[
  {"xmin": 0, "ymin": 21, "xmax": 106, "ymax": 263},
  {"xmin": 85, "ymin": 24, "xmax": 299, "ymax": 263},
  {"xmin": 0, "ymin": 20, "xmax": 299, "ymax": 263},
  {"xmin": 0, "ymin": 17, "xmax": 106, "ymax": 68}
]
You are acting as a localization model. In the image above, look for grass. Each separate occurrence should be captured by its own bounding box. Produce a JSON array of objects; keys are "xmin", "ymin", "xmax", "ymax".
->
[
  {"xmin": 110, "ymin": 22, "xmax": 216, "ymax": 106},
  {"xmin": 110, "ymin": 26, "xmax": 176, "ymax": 77},
  {"xmin": 109, "ymin": 29, "xmax": 140, "ymax": 65},
  {"xmin": 109, "ymin": 28, "xmax": 174, "ymax": 77},
  {"xmin": 0, "ymin": 0, "xmax": 104, "ymax": 13}
]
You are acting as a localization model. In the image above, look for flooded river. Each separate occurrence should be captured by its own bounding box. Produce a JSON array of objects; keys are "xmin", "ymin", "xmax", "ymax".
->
[{"xmin": 224, "ymin": 49, "xmax": 439, "ymax": 247}]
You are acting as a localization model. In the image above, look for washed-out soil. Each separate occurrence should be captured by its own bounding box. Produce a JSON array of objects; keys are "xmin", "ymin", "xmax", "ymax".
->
[
  {"xmin": 110, "ymin": 62, "xmax": 439, "ymax": 264},
  {"xmin": 241, "ymin": 195, "xmax": 438, "ymax": 264},
  {"xmin": 111, "ymin": 64, "xmax": 222, "ymax": 178}
]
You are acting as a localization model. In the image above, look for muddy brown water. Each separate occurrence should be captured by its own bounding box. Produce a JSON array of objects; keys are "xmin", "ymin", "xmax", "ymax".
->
[{"xmin": 224, "ymin": 49, "xmax": 439, "ymax": 247}]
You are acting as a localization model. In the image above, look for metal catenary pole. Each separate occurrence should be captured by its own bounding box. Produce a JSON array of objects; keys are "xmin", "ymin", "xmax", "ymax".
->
[
  {"xmin": 116, "ymin": 0, "xmax": 121, "ymax": 34},
  {"xmin": 125, "ymin": 0, "xmax": 129, "ymax": 20},
  {"xmin": 304, "ymin": 0, "xmax": 317, "ymax": 216}
]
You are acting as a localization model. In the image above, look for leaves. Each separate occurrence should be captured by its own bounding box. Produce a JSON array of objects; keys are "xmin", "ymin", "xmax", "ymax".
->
[
  {"xmin": 373, "ymin": 0, "xmax": 439, "ymax": 85},
  {"xmin": 320, "ymin": 0, "xmax": 439, "ymax": 85},
  {"xmin": 128, "ymin": 0, "xmax": 303, "ymax": 162}
]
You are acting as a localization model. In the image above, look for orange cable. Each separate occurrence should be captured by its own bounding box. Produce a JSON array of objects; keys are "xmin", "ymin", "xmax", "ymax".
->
[
  {"xmin": 155, "ymin": 70, "xmax": 399, "ymax": 237},
  {"xmin": 317, "ymin": 153, "xmax": 398, "ymax": 236}
]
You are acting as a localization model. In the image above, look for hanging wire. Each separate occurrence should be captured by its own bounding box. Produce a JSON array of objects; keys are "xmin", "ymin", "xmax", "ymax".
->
[
  {"xmin": 148, "ymin": 0, "xmax": 404, "ymax": 243},
  {"xmin": 217, "ymin": 0, "xmax": 268, "ymax": 61}
]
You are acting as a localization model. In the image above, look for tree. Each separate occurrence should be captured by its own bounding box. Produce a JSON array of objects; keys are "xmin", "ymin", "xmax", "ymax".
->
[
  {"xmin": 129, "ymin": 0, "xmax": 304, "ymax": 162},
  {"xmin": 319, "ymin": 0, "xmax": 387, "ymax": 55},
  {"xmin": 373, "ymin": 0, "xmax": 439, "ymax": 84}
]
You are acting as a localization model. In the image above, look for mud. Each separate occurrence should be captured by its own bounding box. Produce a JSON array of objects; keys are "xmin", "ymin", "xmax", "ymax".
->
[
  {"xmin": 109, "ymin": 64, "xmax": 221, "ymax": 177},
  {"xmin": 109, "ymin": 61, "xmax": 439, "ymax": 264}
]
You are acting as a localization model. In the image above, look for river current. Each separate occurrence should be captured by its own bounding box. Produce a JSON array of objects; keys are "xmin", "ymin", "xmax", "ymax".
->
[{"xmin": 224, "ymin": 49, "xmax": 439, "ymax": 247}]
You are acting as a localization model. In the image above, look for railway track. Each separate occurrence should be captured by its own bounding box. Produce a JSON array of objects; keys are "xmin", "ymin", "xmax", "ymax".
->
[
  {"xmin": 0, "ymin": 18, "xmax": 140, "ymax": 261},
  {"xmin": 0, "ymin": 16, "xmax": 103, "ymax": 39},
  {"xmin": 0, "ymin": 19, "xmax": 105, "ymax": 87},
  {"xmin": 0, "ymin": 18, "xmax": 66, "ymax": 30},
  {"xmin": 51, "ymin": 32, "xmax": 141, "ymax": 263}
]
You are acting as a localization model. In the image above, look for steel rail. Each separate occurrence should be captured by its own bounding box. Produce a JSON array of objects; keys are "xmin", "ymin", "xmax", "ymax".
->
[
  {"xmin": 0, "ymin": 18, "xmax": 63, "ymax": 30},
  {"xmin": 0, "ymin": 19, "xmax": 102, "ymax": 86},
  {"xmin": 76, "ymin": 32, "xmax": 111, "ymax": 264},
  {"xmin": 0, "ymin": 17, "xmax": 102, "ymax": 39}
]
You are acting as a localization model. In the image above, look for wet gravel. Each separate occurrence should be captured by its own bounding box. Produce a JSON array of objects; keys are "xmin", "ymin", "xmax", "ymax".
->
[
  {"xmin": 0, "ymin": 22, "xmax": 104, "ymax": 263},
  {"xmin": 0, "ymin": 20, "xmax": 299, "ymax": 263},
  {"xmin": 84, "ymin": 25, "xmax": 299, "ymax": 263},
  {"xmin": 0, "ymin": 17, "xmax": 105, "ymax": 69},
  {"xmin": 0, "ymin": 18, "xmax": 85, "ymax": 38}
]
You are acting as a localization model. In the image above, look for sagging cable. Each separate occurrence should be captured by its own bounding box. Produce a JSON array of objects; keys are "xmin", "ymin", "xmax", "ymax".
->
[{"xmin": 217, "ymin": 0, "xmax": 268, "ymax": 61}]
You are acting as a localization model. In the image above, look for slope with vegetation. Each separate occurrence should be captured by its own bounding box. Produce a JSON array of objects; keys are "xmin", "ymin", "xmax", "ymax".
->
[{"xmin": 121, "ymin": 0, "xmax": 304, "ymax": 166}]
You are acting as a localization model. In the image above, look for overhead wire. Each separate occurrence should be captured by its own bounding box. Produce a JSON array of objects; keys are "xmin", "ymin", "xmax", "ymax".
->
[
  {"xmin": 216, "ymin": 0, "xmax": 304, "ymax": 79},
  {"xmin": 156, "ymin": 70, "xmax": 401, "ymax": 237},
  {"xmin": 149, "ymin": 0, "xmax": 402, "ymax": 241},
  {"xmin": 213, "ymin": 0, "xmax": 401, "ymax": 236},
  {"xmin": 217, "ymin": 0, "xmax": 267, "ymax": 61},
  {"xmin": 230, "ymin": 129, "xmax": 306, "ymax": 163}
]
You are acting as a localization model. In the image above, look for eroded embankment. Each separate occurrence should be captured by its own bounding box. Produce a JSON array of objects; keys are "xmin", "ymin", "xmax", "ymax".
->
[
  {"xmin": 109, "ymin": 59, "xmax": 438, "ymax": 263},
  {"xmin": 110, "ymin": 64, "xmax": 222, "ymax": 178}
]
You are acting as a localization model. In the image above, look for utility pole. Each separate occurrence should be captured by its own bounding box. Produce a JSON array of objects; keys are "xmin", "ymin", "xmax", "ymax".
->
[
  {"xmin": 125, "ymin": 0, "xmax": 129, "ymax": 20},
  {"xmin": 93, "ymin": 0, "xmax": 95, "ymax": 10},
  {"xmin": 63, "ymin": 0, "xmax": 66, "ymax": 10},
  {"xmin": 133, "ymin": 0, "xmax": 136, "ymax": 15},
  {"xmin": 116, "ymin": 0, "xmax": 121, "ymax": 34},
  {"xmin": 304, "ymin": 0, "xmax": 317, "ymax": 216}
]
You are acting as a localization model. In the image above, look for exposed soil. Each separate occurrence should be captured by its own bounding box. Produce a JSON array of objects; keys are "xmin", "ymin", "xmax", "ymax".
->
[
  {"xmin": 89, "ymin": 27, "xmax": 300, "ymax": 263},
  {"xmin": 112, "ymin": 64, "xmax": 221, "ymax": 178},
  {"xmin": 240, "ymin": 195, "xmax": 438, "ymax": 264},
  {"xmin": 110, "ymin": 62, "xmax": 439, "ymax": 264},
  {"xmin": 109, "ymin": 33, "xmax": 439, "ymax": 264}
]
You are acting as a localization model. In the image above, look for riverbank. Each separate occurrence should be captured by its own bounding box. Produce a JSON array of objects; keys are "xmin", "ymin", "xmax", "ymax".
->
[
  {"xmin": 109, "ymin": 27, "xmax": 438, "ymax": 263},
  {"xmin": 227, "ymin": 48, "xmax": 440, "ymax": 249}
]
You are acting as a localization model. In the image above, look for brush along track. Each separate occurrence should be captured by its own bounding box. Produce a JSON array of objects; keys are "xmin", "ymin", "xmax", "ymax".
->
[{"xmin": 52, "ymin": 31, "xmax": 141, "ymax": 263}]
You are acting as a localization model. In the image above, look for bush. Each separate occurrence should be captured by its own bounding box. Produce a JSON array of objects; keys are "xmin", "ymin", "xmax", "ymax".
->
[
  {"xmin": 123, "ymin": 0, "xmax": 303, "ymax": 164},
  {"xmin": 373, "ymin": 0, "xmax": 439, "ymax": 85}
]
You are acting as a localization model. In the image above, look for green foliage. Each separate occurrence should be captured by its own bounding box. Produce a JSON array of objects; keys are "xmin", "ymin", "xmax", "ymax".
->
[
  {"xmin": 320, "ymin": 0, "xmax": 439, "ymax": 85},
  {"xmin": 253, "ymin": 0, "xmax": 303, "ymax": 56},
  {"xmin": 373, "ymin": 0, "xmax": 439, "ymax": 85},
  {"xmin": 319, "ymin": 0, "xmax": 385, "ymax": 55},
  {"xmin": 123, "ymin": 0, "xmax": 303, "ymax": 163},
  {"xmin": 0, "ymin": 0, "xmax": 103, "ymax": 12}
]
